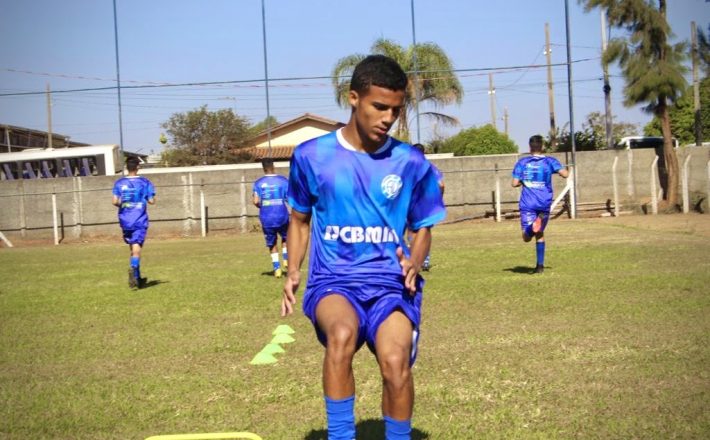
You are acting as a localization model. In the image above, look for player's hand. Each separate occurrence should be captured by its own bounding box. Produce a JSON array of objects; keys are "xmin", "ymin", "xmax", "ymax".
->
[
  {"xmin": 396, "ymin": 247, "xmax": 418, "ymax": 296},
  {"xmin": 281, "ymin": 270, "xmax": 300, "ymax": 316}
]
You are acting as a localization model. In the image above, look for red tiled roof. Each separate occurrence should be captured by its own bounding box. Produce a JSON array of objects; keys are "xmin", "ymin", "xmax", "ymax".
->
[{"xmin": 246, "ymin": 146, "xmax": 297, "ymax": 161}]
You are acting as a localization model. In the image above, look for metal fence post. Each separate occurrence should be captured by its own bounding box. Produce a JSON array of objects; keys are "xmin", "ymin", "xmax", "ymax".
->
[
  {"xmin": 650, "ymin": 156, "xmax": 659, "ymax": 215},
  {"xmin": 682, "ymin": 154, "xmax": 691, "ymax": 214},
  {"xmin": 240, "ymin": 175, "xmax": 247, "ymax": 233},
  {"xmin": 200, "ymin": 180, "xmax": 206, "ymax": 237},
  {"xmin": 494, "ymin": 163, "xmax": 501, "ymax": 222},
  {"xmin": 612, "ymin": 156, "xmax": 619, "ymax": 217},
  {"xmin": 51, "ymin": 189, "xmax": 59, "ymax": 245}
]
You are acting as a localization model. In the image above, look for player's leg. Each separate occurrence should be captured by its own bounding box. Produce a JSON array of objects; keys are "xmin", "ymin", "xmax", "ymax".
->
[
  {"xmin": 375, "ymin": 310, "xmax": 415, "ymax": 438},
  {"xmin": 279, "ymin": 222, "xmax": 289, "ymax": 270},
  {"xmin": 534, "ymin": 211, "xmax": 550, "ymax": 273},
  {"xmin": 263, "ymin": 226, "xmax": 281, "ymax": 277},
  {"xmin": 520, "ymin": 210, "xmax": 536, "ymax": 242},
  {"xmin": 315, "ymin": 294, "xmax": 360, "ymax": 439}
]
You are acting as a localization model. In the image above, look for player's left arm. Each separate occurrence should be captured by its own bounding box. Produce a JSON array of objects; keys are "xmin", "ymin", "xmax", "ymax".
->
[
  {"xmin": 399, "ymin": 226, "xmax": 432, "ymax": 294},
  {"xmin": 112, "ymin": 195, "xmax": 121, "ymax": 207}
]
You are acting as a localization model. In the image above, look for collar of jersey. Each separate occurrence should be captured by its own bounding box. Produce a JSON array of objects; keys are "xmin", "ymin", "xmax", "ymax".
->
[{"xmin": 336, "ymin": 128, "xmax": 391, "ymax": 155}]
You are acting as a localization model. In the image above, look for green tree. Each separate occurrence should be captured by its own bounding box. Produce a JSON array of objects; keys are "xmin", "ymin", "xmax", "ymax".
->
[
  {"xmin": 248, "ymin": 115, "xmax": 280, "ymax": 139},
  {"xmin": 440, "ymin": 125, "xmax": 518, "ymax": 156},
  {"xmin": 582, "ymin": 0, "xmax": 688, "ymax": 206},
  {"xmin": 550, "ymin": 111, "xmax": 639, "ymax": 151},
  {"xmin": 331, "ymin": 38, "xmax": 463, "ymax": 142},
  {"xmin": 644, "ymin": 78, "xmax": 710, "ymax": 144},
  {"xmin": 161, "ymin": 105, "xmax": 253, "ymax": 166}
]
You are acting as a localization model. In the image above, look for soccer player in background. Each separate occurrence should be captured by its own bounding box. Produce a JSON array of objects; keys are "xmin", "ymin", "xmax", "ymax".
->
[
  {"xmin": 511, "ymin": 134, "xmax": 569, "ymax": 273},
  {"xmin": 112, "ymin": 157, "xmax": 156, "ymax": 289},
  {"xmin": 281, "ymin": 55, "xmax": 446, "ymax": 440},
  {"xmin": 253, "ymin": 158, "xmax": 289, "ymax": 278}
]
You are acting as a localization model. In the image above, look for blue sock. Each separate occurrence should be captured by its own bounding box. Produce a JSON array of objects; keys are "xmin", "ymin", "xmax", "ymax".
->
[
  {"xmin": 325, "ymin": 395, "xmax": 355, "ymax": 440},
  {"xmin": 384, "ymin": 415, "xmax": 411, "ymax": 440},
  {"xmin": 536, "ymin": 241, "xmax": 545, "ymax": 266},
  {"xmin": 130, "ymin": 256, "xmax": 140, "ymax": 279}
]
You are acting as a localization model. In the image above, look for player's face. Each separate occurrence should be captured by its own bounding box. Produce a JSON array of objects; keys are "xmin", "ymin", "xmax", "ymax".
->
[{"xmin": 349, "ymin": 85, "xmax": 405, "ymax": 150}]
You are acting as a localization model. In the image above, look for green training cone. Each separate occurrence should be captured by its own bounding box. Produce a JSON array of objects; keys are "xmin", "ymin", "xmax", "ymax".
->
[
  {"xmin": 250, "ymin": 352, "xmax": 277, "ymax": 365},
  {"xmin": 272, "ymin": 324, "xmax": 295, "ymax": 335},
  {"xmin": 260, "ymin": 343, "xmax": 286, "ymax": 354},
  {"xmin": 271, "ymin": 333, "xmax": 295, "ymax": 344}
]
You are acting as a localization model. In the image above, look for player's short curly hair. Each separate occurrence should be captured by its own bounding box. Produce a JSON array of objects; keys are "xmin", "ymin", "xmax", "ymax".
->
[
  {"xmin": 125, "ymin": 156, "xmax": 140, "ymax": 172},
  {"xmin": 350, "ymin": 55, "xmax": 408, "ymax": 95},
  {"xmin": 529, "ymin": 135, "xmax": 544, "ymax": 152}
]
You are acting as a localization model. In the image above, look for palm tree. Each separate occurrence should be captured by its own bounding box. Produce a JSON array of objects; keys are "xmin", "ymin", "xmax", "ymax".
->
[{"xmin": 331, "ymin": 38, "xmax": 463, "ymax": 142}]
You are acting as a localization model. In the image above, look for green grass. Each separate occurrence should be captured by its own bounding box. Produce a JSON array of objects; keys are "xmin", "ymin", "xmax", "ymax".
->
[{"xmin": 1, "ymin": 216, "xmax": 709, "ymax": 439}]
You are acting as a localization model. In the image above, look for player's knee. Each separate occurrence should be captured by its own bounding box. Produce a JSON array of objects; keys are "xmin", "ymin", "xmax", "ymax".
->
[
  {"xmin": 522, "ymin": 233, "xmax": 532, "ymax": 242},
  {"xmin": 378, "ymin": 348, "xmax": 411, "ymax": 386},
  {"xmin": 325, "ymin": 324, "xmax": 357, "ymax": 357}
]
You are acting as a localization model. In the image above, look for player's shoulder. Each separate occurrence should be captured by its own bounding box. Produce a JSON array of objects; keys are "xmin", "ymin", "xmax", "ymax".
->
[{"xmin": 293, "ymin": 131, "xmax": 336, "ymax": 157}]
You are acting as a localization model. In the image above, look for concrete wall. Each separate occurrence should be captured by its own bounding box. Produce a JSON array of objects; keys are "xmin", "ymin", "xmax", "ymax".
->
[{"xmin": 1, "ymin": 146, "xmax": 708, "ymax": 243}]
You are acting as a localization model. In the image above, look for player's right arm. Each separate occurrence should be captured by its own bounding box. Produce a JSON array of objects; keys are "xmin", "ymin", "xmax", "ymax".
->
[{"xmin": 281, "ymin": 209, "xmax": 311, "ymax": 316}]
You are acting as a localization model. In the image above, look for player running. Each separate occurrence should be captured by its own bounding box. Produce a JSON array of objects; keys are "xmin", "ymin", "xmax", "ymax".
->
[
  {"xmin": 281, "ymin": 55, "xmax": 446, "ymax": 440},
  {"xmin": 253, "ymin": 158, "xmax": 289, "ymax": 278},
  {"xmin": 112, "ymin": 157, "xmax": 156, "ymax": 289},
  {"xmin": 511, "ymin": 134, "xmax": 569, "ymax": 273}
]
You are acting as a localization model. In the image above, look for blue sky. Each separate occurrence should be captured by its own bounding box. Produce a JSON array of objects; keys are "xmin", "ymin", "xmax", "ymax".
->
[{"xmin": 1, "ymin": 0, "xmax": 708, "ymax": 154}]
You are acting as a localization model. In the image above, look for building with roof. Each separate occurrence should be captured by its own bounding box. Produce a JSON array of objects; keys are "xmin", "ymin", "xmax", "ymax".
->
[{"xmin": 246, "ymin": 113, "xmax": 345, "ymax": 161}]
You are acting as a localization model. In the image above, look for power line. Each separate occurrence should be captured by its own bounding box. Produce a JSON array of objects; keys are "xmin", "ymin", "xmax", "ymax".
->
[{"xmin": 0, "ymin": 57, "xmax": 599, "ymax": 97}]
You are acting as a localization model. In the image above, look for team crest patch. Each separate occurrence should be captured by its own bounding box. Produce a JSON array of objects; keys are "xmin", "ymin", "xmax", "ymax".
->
[{"xmin": 381, "ymin": 174, "xmax": 403, "ymax": 199}]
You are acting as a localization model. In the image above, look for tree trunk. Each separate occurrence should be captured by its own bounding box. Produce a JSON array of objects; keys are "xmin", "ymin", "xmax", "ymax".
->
[{"xmin": 659, "ymin": 100, "xmax": 680, "ymax": 206}]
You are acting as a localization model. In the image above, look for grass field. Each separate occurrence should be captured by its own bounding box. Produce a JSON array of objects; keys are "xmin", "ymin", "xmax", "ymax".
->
[{"xmin": 1, "ymin": 214, "xmax": 709, "ymax": 439}]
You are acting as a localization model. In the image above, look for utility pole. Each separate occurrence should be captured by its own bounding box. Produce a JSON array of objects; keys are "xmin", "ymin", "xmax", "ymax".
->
[
  {"xmin": 692, "ymin": 21, "xmax": 702, "ymax": 146},
  {"xmin": 46, "ymin": 83, "xmax": 53, "ymax": 149},
  {"xmin": 545, "ymin": 23, "xmax": 557, "ymax": 146},
  {"xmin": 504, "ymin": 107, "xmax": 509, "ymax": 136},
  {"xmin": 488, "ymin": 73, "xmax": 497, "ymax": 129},
  {"xmin": 601, "ymin": 11, "xmax": 614, "ymax": 149}
]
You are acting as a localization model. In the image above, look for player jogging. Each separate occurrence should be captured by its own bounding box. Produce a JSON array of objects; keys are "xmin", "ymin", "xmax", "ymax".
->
[
  {"xmin": 253, "ymin": 158, "xmax": 289, "ymax": 278},
  {"xmin": 511, "ymin": 134, "xmax": 569, "ymax": 273},
  {"xmin": 112, "ymin": 157, "xmax": 156, "ymax": 289},
  {"xmin": 282, "ymin": 55, "xmax": 446, "ymax": 440}
]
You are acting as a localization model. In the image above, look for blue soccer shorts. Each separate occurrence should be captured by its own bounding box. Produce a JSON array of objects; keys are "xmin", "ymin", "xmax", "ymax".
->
[
  {"xmin": 122, "ymin": 228, "xmax": 147, "ymax": 246},
  {"xmin": 302, "ymin": 277, "xmax": 424, "ymax": 366},
  {"xmin": 262, "ymin": 222, "xmax": 288, "ymax": 248},
  {"xmin": 520, "ymin": 209, "xmax": 550, "ymax": 233}
]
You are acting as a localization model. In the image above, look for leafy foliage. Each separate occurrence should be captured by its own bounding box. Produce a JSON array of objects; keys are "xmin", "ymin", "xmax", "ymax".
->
[
  {"xmin": 161, "ymin": 105, "xmax": 254, "ymax": 166},
  {"xmin": 248, "ymin": 115, "xmax": 280, "ymax": 139},
  {"xmin": 331, "ymin": 38, "xmax": 463, "ymax": 141},
  {"xmin": 644, "ymin": 78, "xmax": 710, "ymax": 145},
  {"xmin": 550, "ymin": 111, "xmax": 639, "ymax": 152},
  {"xmin": 439, "ymin": 125, "xmax": 518, "ymax": 156}
]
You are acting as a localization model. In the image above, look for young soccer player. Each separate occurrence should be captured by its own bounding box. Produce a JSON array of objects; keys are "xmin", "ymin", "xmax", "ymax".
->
[
  {"xmin": 112, "ymin": 157, "xmax": 156, "ymax": 289},
  {"xmin": 281, "ymin": 55, "xmax": 446, "ymax": 440},
  {"xmin": 511, "ymin": 134, "xmax": 569, "ymax": 273},
  {"xmin": 253, "ymin": 158, "xmax": 289, "ymax": 278}
]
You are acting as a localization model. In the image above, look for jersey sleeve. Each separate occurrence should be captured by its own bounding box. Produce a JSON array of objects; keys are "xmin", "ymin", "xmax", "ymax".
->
[
  {"xmin": 147, "ymin": 179, "xmax": 156, "ymax": 199},
  {"xmin": 512, "ymin": 160, "xmax": 524, "ymax": 180},
  {"xmin": 408, "ymin": 163, "xmax": 446, "ymax": 230},
  {"xmin": 549, "ymin": 157, "xmax": 564, "ymax": 173},
  {"xmin": 287, "ymin": 149, "xmax": 314, "ymax": 214},
  {"xmin": 112, "ymin": 181, "xmax": 121, "ymax": 197}
]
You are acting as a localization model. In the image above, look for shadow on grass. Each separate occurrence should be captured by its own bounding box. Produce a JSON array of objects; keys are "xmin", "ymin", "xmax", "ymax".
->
[
  {"xmin": 503, "ymin": 265, "xmax": 550, "ymax": 274},
  {"xmin": 261, "ymin": 270, "xmax": 278, "ymax": 277},
  {"xmin": 141, "ymin": 279, "xmax": 168, "ymax": 288},
  {"xmin": 304, "ymin": 419, "xmax": 429, "ymax": 439}
]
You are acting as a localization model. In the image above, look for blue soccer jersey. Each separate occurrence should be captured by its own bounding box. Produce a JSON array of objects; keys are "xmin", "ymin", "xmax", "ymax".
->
[
  {"xmin": 253, "ymin": 174, "xmax": 289, "ymax": 228},
  {"xmin": 288, "ymin": 129, "xmax": 446, "ymax": 293},
  {"xmin": 112, "ymin": 176, "xmax": 155, "ymax": 230},
  {"xmin": 512, "ymin": 155, "xmax": 564, "ymax": 211}
]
